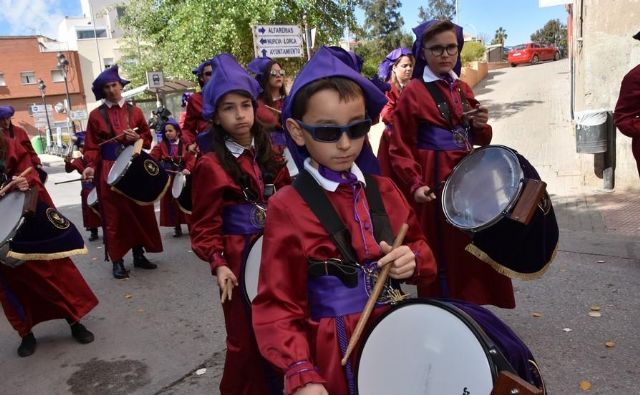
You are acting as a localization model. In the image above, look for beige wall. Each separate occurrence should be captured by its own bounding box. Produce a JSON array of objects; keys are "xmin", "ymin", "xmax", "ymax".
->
[
  {"xmin": 572, "ymin": 0, "xmax": 640, "ymax": 188},
  {"xmin": 77, "ymin": 37, "xmax": 122, "ymax": 111}
]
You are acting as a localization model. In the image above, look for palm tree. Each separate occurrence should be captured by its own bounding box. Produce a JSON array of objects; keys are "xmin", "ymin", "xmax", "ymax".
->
[{"xmin": 493, "ymin": 27, "xmax": 508, "ymax": 45}]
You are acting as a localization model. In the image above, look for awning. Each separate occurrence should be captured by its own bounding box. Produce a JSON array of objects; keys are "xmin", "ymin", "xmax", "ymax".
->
[{"xmin": 122, "ymin": 79, "xmax": 196, "ymax": 99}]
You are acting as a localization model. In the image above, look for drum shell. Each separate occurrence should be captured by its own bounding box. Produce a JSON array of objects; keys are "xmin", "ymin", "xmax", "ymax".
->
[
  {"xmin": 467, "ymin": 153, "xmax": 559, "ymax": 279},
  {"xmin": 171, "ymin": 173, "xmax": 192, "ymax": 214},
  {"xmin": 241, "ymin": 235, "xmax": 263, "ymax": 305},
  {"xmin": 110, "ymin": 151, "xmax": 170, "ymax": 205}
]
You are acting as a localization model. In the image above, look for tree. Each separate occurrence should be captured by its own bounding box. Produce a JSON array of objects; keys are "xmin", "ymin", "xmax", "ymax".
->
[
  {"xmin": 491, "ymin": 27, "xmax": 508, "ymax": 45},
  {"xmin": 417, "ymin": 0, "xmax": 456, "ymax": 23},
  {"xmin": 361, "ymin": 0, "xmax": 405, "ymax": 50},
  {"xmin": 117, "ymin": 0, "xmax": 353, "ymax": 86},
  {"xmin": 530, "ymin": 19, "xmax": 567, "ymax": 50}
]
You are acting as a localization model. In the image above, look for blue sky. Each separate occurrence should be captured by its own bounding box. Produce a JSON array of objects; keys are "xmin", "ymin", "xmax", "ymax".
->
[{"xmin": 0, "ymin": 0, "xmax": 567, "ymax": 47}]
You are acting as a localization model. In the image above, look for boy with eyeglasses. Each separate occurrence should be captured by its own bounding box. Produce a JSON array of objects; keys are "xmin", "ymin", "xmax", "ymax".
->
[
  {"xmin": 387, "ymin": 20, "xmax": 515, "ymax": 308},
  {"xmin": 251, "ymin": 46, "xmax": 436, "ymax": 395}
]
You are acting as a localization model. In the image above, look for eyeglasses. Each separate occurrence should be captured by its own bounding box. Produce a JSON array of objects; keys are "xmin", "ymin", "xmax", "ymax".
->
[
  {"xmin": 203, "ymin": 71, "xmax": 212, "ymax": 77},
  {"xmin": 424, "ymin": 44, "xmax": 459, "ymax": 56},
  {"xmin": 295, "ymin": 118, "xmax": 372, "ymax": 143},
  {"xmin": 270, "ymin": 70, "xmax": 286, "ymax": 77}
]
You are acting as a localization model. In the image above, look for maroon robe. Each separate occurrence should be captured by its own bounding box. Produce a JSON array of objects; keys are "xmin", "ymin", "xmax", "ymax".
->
[
  {"xmin": 0, "ymin": 138, "xmax": 98, "ymax": 337},
  {"xmin": 190, "ymin": 148, "xmax": 290, "ymax": 395},
  {"xmin": 255, "ymin": 97, "xmax": 284, "ymax": 129},
  {"xmin": 388, "ymin": 77, "xmax": 515, "ymax": 308},
  {"xmin": 181, "ymin": 92, "xmax": 209, "ymax": 145},
  {"xmin": 84, "ymin": 102, "xmax": 162, "ymax": 262},
  {"xmin": 252, "ymin": 171, "xmax": 437, "ymax": 395},
  {"xmin": 65, "ymin": 157, "xmax": 101, "ymax": 229},
  {"xmin": 149, "ymin": 138, "xmax": 195, "ymax": 227},
  {"xmin": 614, "ymin": 64, "xmax": 640, "ymax": 177},
  {"xmin": 377, "ymin": 83, "xmax": 404, "ymax": 186},
  {"xmin": 2, "ymin": 124, "xmax": 42, "ymax": 167}
]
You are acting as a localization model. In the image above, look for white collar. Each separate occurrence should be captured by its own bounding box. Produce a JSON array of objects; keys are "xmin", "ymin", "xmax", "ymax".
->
[
  {"xmin": 422, "ymin": 66, "xmax": 459, "ymax": 83},
  {"xmin": 225, "ymin": 137, "xmax": 255, "ymax": 158},
  {"xmin": 303, "ymin": 157, "xmax": 366, "ymax": 192},
  {"xmin": 104, "ymin": 97, "xmax": 126, "ymax": 108}
]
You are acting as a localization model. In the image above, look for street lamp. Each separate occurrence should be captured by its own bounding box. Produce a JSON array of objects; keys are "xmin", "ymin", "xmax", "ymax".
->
[
  {"xmin": 56, "ymin": 52, "xmax": 76, "ymax": 133},
  {"xmin": 37, "ymin": 79, "xmax": 53, "ymax": 149}
]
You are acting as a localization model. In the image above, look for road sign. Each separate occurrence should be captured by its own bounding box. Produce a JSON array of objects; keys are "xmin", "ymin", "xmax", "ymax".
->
[
  {"xmin": 146, "ymin": 71, "xmax": 165, "ymax": 89},
  {"xmin": 69, "ymin": 110, "xmax": 88, "ymax": 121},
  {"xmin": 30, "ymin": 104, "xmax": 53, "ymax": 114},
  {"xmin": 253, "ymin": 24, "xmax": 303, "ymax": 59}
]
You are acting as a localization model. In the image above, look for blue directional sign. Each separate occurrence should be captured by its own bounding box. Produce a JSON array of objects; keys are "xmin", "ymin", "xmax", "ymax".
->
[{"xmin": 253, "ymin": 24, "xmax": 304, "ymax": 58}]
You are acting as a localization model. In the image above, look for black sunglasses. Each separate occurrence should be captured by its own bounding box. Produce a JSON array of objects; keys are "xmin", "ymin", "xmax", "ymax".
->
[
  {"xmin": 295, "ymin": 118, "xmax": 372, "ymax": 142},
  {"xmin": 203, "ymin": 71, "xmax": 212, "ymax": 77}
]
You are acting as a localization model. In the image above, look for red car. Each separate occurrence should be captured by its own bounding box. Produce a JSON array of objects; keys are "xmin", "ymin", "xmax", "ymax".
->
[{"xmin": 508, "ymin": 42, "xmax": 560, "ymax": 67}]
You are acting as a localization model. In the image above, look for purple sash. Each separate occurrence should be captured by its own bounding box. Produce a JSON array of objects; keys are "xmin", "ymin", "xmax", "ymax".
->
[
  {"xmin": 417, "ymin": 123, "xmax": 469, "ymax": 151},
  {"xmin": 81, "ymin": 181, "xmax": 94, "ymax": 190},
  {"xmin": 270, "ymin": 130, "xmax": 287, "ymax": 147},
  {"xmin": 221, "ymin": 203, "xmax": 265, "ymax": 235},
  {"xmin": 100, "ymin": 142, "xmax": 121, "ymax": 161},
  {"xmin": 307, "ymin": 270, "xmax": 371, "ymax": 321}
]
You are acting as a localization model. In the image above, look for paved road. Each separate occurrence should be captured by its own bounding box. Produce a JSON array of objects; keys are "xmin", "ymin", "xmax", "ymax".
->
[{"xmin": 1, "ymin": 59, "xmax": 638, "ymax": 394}]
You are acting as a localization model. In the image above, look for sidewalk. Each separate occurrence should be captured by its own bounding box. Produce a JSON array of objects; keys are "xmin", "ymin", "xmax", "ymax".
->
[{"xmin": 38, "ymin": 153, "xmax": 65, "ymax": 167}]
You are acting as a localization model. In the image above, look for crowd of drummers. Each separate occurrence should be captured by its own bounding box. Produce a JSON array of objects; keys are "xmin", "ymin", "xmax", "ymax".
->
[{"xmin": 0, "ymin": 19, "xmax": 559, "ymax": 395}]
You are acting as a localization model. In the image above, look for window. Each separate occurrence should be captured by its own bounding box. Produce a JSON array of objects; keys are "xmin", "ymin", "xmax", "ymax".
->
[
  {"xmin": 103, "ymin": 58, "xmax": 115, "ymax": 69},
  {"xmin": 0, "ymin": 73, "xmax": 5, "ymax": 86},
  {"xmin": 20, "ymin": 71, "xmax": 37, "ymax": 84},
  {"xmin": 76, "ymin": 29, "xmax": 108, "ymax": 39},
  {"xmin": 116, "ymin": 6, "xmax": 126, "ymax": 18},
  {"xmin": 51, "ymin": 69, "xmax": 65, "ymax": 82}
]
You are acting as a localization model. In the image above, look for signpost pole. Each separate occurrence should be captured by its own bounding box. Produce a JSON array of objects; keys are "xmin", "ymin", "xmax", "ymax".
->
[{"xmin": 303, "ymin": 12, "xmax": 311, "ymax": 60}]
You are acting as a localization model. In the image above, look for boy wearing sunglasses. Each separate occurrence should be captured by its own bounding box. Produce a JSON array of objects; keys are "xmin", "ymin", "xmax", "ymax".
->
[
  {"xmin": 252, "ymin": 46, "xmax": 436, "ymax": 395},
  {"xmin": 182, "ymin": 58, "xmax": 213, "ymax": 148}
]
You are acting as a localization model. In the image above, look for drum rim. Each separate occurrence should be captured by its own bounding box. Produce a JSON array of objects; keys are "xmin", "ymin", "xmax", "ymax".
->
[
  {"xmin": 87, "ymin": 187, "xmax": 98, "ymax": 206},
  {"xmin": 240, "ymin": 234, "xmax": 263, "ymax": 306},
  {"xmin": 106, "ymin": 145, "xmax": 135, "ymax": 186},
  {"xmin": 355, "ymin": 298, "xmax": 503, "ymax": 391},
  {"xmin": 442, "ymin": 145, "xmax": 524, "ymax": 232},
  {"xmin": 171, "ymin": 172, "xmax": 186, "ymax": 199},
  {"xmin": 0, "ymin": 191, "xmax": 28, "ymax": 246}
]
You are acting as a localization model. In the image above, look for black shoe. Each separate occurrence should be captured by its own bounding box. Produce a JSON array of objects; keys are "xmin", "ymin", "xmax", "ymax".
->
[
  {"xmin": 133, "ymin": 254, "xmax": 157, "ymax": 269},
  {"xmin": 112, "ymin": 260, "xmax": 130, "ymax": 279},
  {"xmin": 173, "ymin": 226, "xmax": 183, "ymax": 238},
  {"xmin": 17, "ymin": 333, "xmax": 36, "ymax": 357},
  {"xmin": 70, "ymin": 323, "xmax": 94, "ymax": 344},
  {"xmin": 88, "ymin": 229, "xmax": 99, "ymax": 241}
]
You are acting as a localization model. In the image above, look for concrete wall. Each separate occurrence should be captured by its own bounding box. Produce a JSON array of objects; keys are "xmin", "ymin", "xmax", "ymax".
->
[
  {"xmin": 572, "ymin": 0, "xmax": 640, "ymax": 188},
  {"xmin": 461, "ymin": 61, "xmax": 489, "ymax": 88}
]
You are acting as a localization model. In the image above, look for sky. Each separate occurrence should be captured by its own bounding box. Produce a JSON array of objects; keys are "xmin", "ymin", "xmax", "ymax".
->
[{"xmin": 0, "ymin": 0, "xmax": 567, "ymax": 47}]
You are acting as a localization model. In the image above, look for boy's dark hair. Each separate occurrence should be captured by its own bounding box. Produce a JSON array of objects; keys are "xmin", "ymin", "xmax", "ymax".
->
[
  {"xmin": 290, "ymin": 77, "xmax": 365, "ymax": 120},
  {"xmin": 209, "ymin": 90, "xmax": 282, "ymax": 182},
  {"xmin": 259, "ymin": 60, "xmax": 288, "ymax": 108},
  {"xmin": 421, "ymin": 20, "xmax": 457, "ymax": 45}
]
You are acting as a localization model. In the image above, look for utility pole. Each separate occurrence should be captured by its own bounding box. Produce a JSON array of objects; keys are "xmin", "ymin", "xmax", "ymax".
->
[
  {"xmin": 57, "ymin": 52, "xmax": 76, "ymax": 133},
  {"xmin": 38, "ymin": 79, "xmax": 53, "ymax": 150},
  {"xmin": 303, "ymin": 12, "xmax": 311, "ymax": 60}
]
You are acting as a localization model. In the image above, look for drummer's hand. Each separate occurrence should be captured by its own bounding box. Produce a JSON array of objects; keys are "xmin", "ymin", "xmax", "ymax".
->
[
  {"xmin": 413, "ymin": 185, "xmax": 436, "ymax": 203},
  {"xmin": 82, "ymin": 167, "xmax": 94, "ymax": 180},
  {"xmin": 187, "ymin": 143, "xmax": 198, "ymax": 153},
  {"xmin": 215, "ymin": 265, "xmax": 238, "ymax": 291},
  {"xmin": 124, "ymin": 128, "xmax": 140, "ymax": 142},
  {"xmin": 64, "ymin": 155, "xmax": 72, "ymax": 163},
  {"xmin": 378, "ymin": 241, "xmax": 416, "ymax": 280},
  {"xmin": 469, "ymin": 105, "xmax": 489, "ymax": 128},
  {"xmin": 182, "ymin": 169, "xmax": 191, "ymax": 176},
  {"xmin": 12, "ymin": 176, "xmax": 29, "ymax": 191},
  {"xmin": 293, "ymin": 383, "xmax": 329, "ymax": 395}
]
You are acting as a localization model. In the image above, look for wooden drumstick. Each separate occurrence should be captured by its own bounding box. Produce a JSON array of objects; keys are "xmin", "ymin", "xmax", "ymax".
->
[
  {"xmin": 264, "ymin": 105, "xmax": 282, "ymax": 114},
  {"xmin": 0, "ymin": 167, "xmax": 33, "ymax": 197},
  {"xmin": 341, "ymin": 223, "xmax": 409, "ymax": 366},
  {"xmin": 98, "ymin": 127, "xmax": 139, "ymax": 146}
]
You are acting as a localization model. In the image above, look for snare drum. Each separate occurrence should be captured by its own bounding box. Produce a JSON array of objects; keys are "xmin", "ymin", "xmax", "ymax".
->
[
  {"xmin": 171, "ymin": 172, "xmax": 192, "ymax": 214},
  {"xmin": 442, "ymin": 145, "xmax": 559, "ymax": 279},
  {"xmin": 0, "ymin": 190, "xmax": 32, "ymax": 267},
  {"xmin": 107, "ymin": 145, "xmax": 170, "ymax": 205},
  {"xmin": 356, "ymin": 299, "xmax": 544, "ymax": 395},
  {"xmin": 87, "ymin": 187, "xmax": 100, "ymax": 216},
  {"xmin": 241, "ymin": 235, "xmax": 263, "ymax": 304}
]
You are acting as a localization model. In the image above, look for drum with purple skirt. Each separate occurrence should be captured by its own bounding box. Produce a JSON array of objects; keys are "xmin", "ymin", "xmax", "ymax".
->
[
  {"xmin": 356, "ymin": 299, "xmax": 545, "ymax": 395},
  {"xmin": 241, "ymin": 235, "xmax": 263, "ymax": 304},
  {"xmin": 87, "ymin": 187, "xmax": 100, "ymax": 216}
]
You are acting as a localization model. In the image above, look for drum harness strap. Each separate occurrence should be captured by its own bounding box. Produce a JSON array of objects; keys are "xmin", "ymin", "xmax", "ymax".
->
[
  {"xmin": 293, "ymin": 169, "xmax": 397, "ymax": 395},
  {"xmin": 423, "ymin": 81, "xmax": 473, "ymax": 151}
]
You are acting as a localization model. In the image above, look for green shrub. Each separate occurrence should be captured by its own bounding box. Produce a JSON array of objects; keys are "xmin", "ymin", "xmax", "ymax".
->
[{"xmin": 461, "ymin": 41, "xmax": 486, "ymax": 65}]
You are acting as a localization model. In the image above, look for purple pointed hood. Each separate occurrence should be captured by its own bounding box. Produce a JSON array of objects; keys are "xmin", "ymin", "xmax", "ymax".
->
[
  {"xmin": 412, "ymin": 20, "xmax": 464, "ymax": 79},
  {"xmin": 201, "ymin": 53, "xmax": 262, "ymax": 120},
  {"xmin": 0, "ymin": 105, "xmax": 15, "ymax": 119},
  {"xmin": 378, "ymin": 48, "xmax": 413, "ymax": 82},
  {"xmin": 247, "ymin": 57, "xmax": 273, "ymax": 83},
  {"xmin": 91, "ymin": 64, "xmax": 130, "ymax": 101}
]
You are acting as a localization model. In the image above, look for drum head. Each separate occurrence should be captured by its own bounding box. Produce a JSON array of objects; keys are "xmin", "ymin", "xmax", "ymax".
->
[
  {"xmin": 172, "ymin": 173, "xmax": 186, "ymax": 199},
  {"xmin": 107, "ymin": 145, "xmax": 133, "ymax": 185},
  {"xmin": 357, "ymin": 300, "xmax": 495, "ymax": 395},
  {"xmin": 242, "ymin": 235, "xmax": 263, "ymax": 303},
  {"xmin": 87, "ymin": 188, "xmax": 98, "ymax": 206},
  {"xmin": 0, "ymin": 191, "xmax": 26, "ymax": 244},
  {"xmin": 442, "ymin": 146, "xmax": 524, "ymax": 230}
]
